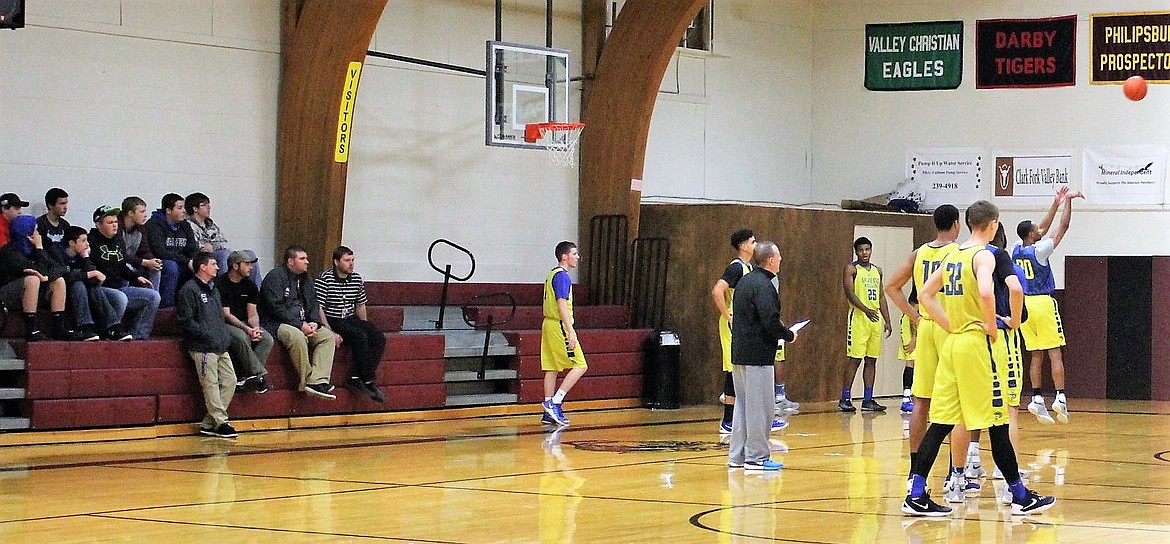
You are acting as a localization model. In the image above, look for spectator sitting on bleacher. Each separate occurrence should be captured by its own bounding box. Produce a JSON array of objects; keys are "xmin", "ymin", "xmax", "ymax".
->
[
  {"xmin": 260, "ymin": 245, "xmax": 337, "ymax": 400},
  {"xmin": 0, "ymin": 193, "xmax": 30, "ymax": 248},
  {"xmin": 177, "ymin": 251, "xmax": 238, "ymax": 439},
  {"xmin": 218, "ymin": 249, "xmax": 273, "ymax": 394},
  {"xmin": 145, "ymin": 193, "xmax": 197, "ymax": 309},
  {"xmin": 119, "ymin": 196, "xmax": 165, "ymax": 294},
  {"xmin": 186, "ymin": 192, "xmax": 259, "ymax": 286},
  {"xmin": 316, "ymin": 245, "xmax": 386, "ymax": 403},
  {"xmin": 53, "ymin": 226, "xmax": 131, "ymax": 341},
  {"xmin": 0, "ymin": 215, "xmax": 69, "ymax": 341},
  {"xmin": 35, "ymin": 188, "xmax": 70, "ymax": 254},
  {"xmin": 89, "ymin": 205, "xmax": 161, "ymax": 340}
]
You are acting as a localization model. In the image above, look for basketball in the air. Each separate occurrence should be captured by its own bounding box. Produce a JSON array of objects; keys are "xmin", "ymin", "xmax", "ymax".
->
[{"xmin": 1123, "ymin": 75, "xmax": 1147, "ymax": 101}]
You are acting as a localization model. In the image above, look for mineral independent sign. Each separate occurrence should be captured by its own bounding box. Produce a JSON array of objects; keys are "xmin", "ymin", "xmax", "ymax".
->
[{"xmin": 866, "ymin": 21, "xmax": 964, "ymax": 90}]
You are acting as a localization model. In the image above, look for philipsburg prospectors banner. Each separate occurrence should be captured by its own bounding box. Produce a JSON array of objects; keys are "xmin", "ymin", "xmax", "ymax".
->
[
  {"xmin": 976, "ymin": 15, "xmax": 1077, "ymax": 88},
  {"xmin": 1091, "ymin": 12, "xmax": 1170, "ymax": 83},
  {"xmin": 866, "ymin": 21, "xmax": 964, "ymax": 90}
]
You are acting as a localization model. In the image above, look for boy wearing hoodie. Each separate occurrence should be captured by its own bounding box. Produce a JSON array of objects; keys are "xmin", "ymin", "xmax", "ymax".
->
[
  {"xmin": 145, "ymin": 193, "xmax": 198, "ymax": 308},
  {"xmin": 0, "ymin": 215, "xmax": 69, "ymax": 341},
  {"xmin": 90, "ymin": 205, "xmax": 161, "ymax": 340}
]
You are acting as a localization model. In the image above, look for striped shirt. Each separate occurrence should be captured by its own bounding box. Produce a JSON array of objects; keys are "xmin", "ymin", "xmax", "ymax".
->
[{"xmin": 314, "ymin": 268, "xmax": 368, "ymax": 320}]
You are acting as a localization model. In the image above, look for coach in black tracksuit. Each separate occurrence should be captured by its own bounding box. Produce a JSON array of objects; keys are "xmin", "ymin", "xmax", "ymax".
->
[
  {"xmin": 728, "ymin": 241, "xmax": 796, "ymax": 471},
  {"xmin": 176, "ymin": 251, "xmax": 237, "ymax": 438}
]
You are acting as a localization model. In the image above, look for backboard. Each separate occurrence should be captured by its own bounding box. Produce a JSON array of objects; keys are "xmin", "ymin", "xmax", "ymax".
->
[{"xmin": 486, "ymin": 41, "xmax": 570, "ymax": 149}]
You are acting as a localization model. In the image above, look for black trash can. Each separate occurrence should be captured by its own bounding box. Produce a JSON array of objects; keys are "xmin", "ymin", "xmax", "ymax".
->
[{"xmin": 643, "ymin": 330, "xmax": 681, "ymax": 409}]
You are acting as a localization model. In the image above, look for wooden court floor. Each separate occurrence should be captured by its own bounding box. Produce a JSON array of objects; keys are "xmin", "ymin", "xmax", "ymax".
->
[{"xmin": 0, "ymin": 399, "xmax": 1167, "ymax": 543}]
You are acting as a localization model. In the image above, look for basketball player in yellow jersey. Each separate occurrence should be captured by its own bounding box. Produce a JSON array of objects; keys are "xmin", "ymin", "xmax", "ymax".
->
[
  {"xmin": 906, "ymin": 200, "xmax": 1055, "ymax": 517},
  {"xmin": 884, "ymin": 205, "xmax": 977, "ymax": 497},
  {"xmin": 712, "ymin": 229, "xmax": 755, "ymax": 434},
  {"xmin": 540, "ymin": 241, "xmax": 586, "ymax": 427},
  {"xmin": 840, "ymin": 237, "xmax": 892, "ymax": 412}
]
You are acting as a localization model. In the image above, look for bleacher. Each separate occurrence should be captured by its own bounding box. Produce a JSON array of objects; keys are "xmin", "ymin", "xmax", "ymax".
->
[{"xmin": 0, "ymin": 281, "xmax": 653, "ymax": 431}]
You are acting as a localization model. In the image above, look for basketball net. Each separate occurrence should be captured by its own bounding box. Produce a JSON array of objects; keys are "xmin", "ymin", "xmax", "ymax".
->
[{"xmin": 525, "ymin": 122, "xmax": 585, "ymax": 168}]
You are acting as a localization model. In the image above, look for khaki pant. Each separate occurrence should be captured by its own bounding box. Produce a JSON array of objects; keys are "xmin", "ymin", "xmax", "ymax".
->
[
  {"xmin": 276, "ymin": 323, "xmax": 336, "ymax": 389},
  {"xmin": 189, "ymin": 351, "xmax": 236, "ymax": 427}
]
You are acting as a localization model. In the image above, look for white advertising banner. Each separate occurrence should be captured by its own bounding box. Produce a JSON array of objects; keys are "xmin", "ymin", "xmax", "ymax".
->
[
  {"xmin": 991, "ymin": 149, "xmax": 1073, "ymax": 205},
  {"xmin": 1083, "ymin": 146, "xmax": 1167, "ymax": 206},
  {"xmin": 906, "ymin": 148, "xmax": 984, "ymax": 209}
]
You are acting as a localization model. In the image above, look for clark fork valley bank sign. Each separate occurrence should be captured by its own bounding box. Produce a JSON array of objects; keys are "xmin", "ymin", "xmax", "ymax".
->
[{"xmin": 866, "ymin": 21, "xmax": 964, "ymax": 90}]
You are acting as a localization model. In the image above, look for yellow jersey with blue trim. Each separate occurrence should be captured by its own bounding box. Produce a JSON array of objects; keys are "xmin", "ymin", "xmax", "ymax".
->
[
  {"xmin": 912, "ymin": 242, "xmax": 957, "ymax": 322},
  {"xmin": 938, "ymin": 245, "xmax": 990, "ymax": 335},
  {"xmin": 852, "ymin": 263, "xmax": 882, "ymax": 310},
  {"xmin": 543, "ymin": 266, "xmax": 572, "ymax": 322}
]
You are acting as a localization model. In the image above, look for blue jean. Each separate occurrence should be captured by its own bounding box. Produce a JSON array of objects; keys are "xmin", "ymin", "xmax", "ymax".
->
[
  {"xmin": 120, "ymin": 285, "xmax": 161, "ymax": 339},
  {"xmin": 68, "ymin": 282, "xmax": 128, "ymax": 329},
  {"xmin": 158, "ymin": 259, "xmax": 180, "ymax": 308}
]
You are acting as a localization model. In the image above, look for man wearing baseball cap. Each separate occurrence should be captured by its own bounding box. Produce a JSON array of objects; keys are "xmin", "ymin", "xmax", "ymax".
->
[
  {"xmin": 0, "ymin": 193, "xmax": 30, "ymax": 247},
  {"xmin": 218, "ymin": 249, "xmax": 274, "ymax": 394}
]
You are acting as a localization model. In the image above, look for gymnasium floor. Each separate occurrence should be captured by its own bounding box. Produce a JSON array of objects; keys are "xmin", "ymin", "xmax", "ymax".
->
[{"xmin": 0, "ymin": 399, "xmax": 1166, "ymax": 543}]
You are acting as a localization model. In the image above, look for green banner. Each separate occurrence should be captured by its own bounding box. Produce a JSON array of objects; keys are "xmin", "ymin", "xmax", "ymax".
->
[{"xmin": 866, "ymin": 21, "xmax": 964, "ymax": 90}]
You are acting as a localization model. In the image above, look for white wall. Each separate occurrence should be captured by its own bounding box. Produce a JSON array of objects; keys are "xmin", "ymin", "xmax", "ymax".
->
[
  {"xmin": 0, "ymin": 0, "xmax": 280, "ymax": 266},
  {"xmin": 344, "ymin": 0, "xmax": 583, "ymax": 282},
  {"xmin": 808, "ymin": 0, "xmax": 1170, "ymax": 287},
  {"xmin": 643, "ymin": 0, "xmax": 817, "ymax": 205}
]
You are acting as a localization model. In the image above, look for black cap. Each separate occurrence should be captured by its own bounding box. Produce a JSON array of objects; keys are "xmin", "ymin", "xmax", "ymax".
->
[
  {"xmin": 0, "ymin": 193, "xmax": 29, "ymax": 208},
  {"xmin": 93, "ymin": 205, "xmax": 121, "ymax": 223}
]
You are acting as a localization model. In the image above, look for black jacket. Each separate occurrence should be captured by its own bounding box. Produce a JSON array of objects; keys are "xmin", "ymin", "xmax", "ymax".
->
[
  {"xmin": 176, "ymin": 276, "xmax": 231, "ymax": 353},
  {"xmin": 730, "ymin": 267, "xmax": 794, "ymax": 366},
  {"xmin": 0, "ymin": 243, "xmax": 66, "ymax": 286},
  {"xmin": 259, "ymin": 265, "xmax": 322, "ymax": 335}
]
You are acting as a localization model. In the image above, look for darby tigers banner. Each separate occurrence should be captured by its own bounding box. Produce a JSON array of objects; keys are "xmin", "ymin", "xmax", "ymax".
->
[
  {"xmin": 1083, "ymin": 146, "xmax": 1167, "ymax": 205},
  {"xmin": 976, "ymin": 15, "xmax": 1077, "ymax": 88}
]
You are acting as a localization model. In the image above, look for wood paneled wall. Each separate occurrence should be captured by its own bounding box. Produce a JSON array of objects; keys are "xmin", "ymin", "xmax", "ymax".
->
[{"xmin": 639, "ymin": 204, "xmax": 934, "ymax": 405}]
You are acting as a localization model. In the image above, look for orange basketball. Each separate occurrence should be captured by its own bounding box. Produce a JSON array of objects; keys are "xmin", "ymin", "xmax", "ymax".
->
[{"xmin": 1123, "ymin": 75, "xmax": 1147, "ymax": 101}]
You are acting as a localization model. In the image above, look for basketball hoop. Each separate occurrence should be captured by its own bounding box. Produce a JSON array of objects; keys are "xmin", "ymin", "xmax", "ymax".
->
[{"xmin": 524, "ymin": 122, "xmax": 585, "ymax": 168}]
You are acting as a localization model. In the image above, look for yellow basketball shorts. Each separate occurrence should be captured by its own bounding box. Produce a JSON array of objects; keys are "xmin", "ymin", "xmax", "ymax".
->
[
  {"xmin": 775, "ymin": 340, "xmax": 786, "ymax": 363},
  {"xmin": 719, "ymin": 316, "xmax": 733, "ymax": 372},
  {"xmin": 929, "ymin": 330, "xmax": 1008, "ymax": 430},
  {"xmin": 541, "ymin": 318, "xmax": 587, "ymax": 371},
  {"xmin": 897, "ymin": 313, "xmax": 915, "ymax": 361},
  {"xmin": 1020, "ymin": 294, "xmax": 1066, "ymax": 351},
  {"xmin": 992, "ymin": 327, "xmax": 1024, "ymax": 408},
  {"xmin": 847, "ymin": 308, "xmax": 883, "ymax": 359},
  {"xmin": 910, "ymin": 319, "xmax": 944, "ymax": 399}
]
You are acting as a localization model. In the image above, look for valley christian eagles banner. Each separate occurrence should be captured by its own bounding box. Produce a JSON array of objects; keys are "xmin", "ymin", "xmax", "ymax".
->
[
  {"xmin": 866, "ymin": 21, "xmax": 964, "ymax": 90},
  {"xmin": 992, "ymin": 150, "xmax": 1073, "ymax": 205},
  {"xmin": 1083, "ymin": 146, "xmax": 1167, "ymax": 205},
  {"xmin": 976, "ymin": 15, "xmax": 1077, "ymax": 88},
  {"xmin": 906, "ymin": 148, "xmax": 984, "ymax": 209}
]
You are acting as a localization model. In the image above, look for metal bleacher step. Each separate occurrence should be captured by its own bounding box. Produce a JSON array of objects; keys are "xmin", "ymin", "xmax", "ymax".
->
[
  {"xmin": 445, "ymin": 393, "xmax": 519, "ymax": 407},
  {"xmin": 0, "ymin": 358, "xmax": 25, "ymax": 371},
  {"xmin": 0, "ymin": 417, "xmax": 30, "ymax": 430},
  {"xmin": 444, "ymin": 369, "xmax": 518, "ymax": 382},
  {"xmin": 0, "ymin": 388, "xmax": 26, "ymax": 400}
]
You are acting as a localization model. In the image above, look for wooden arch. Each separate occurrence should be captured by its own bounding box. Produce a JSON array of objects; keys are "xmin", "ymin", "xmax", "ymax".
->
[
  {"xmin": 276, "ymin": 0, "xmax": 387, "ymax": 270},
  {"xmin": 579, "ymin": 0, "xmax": 708, "ymax": 254}
]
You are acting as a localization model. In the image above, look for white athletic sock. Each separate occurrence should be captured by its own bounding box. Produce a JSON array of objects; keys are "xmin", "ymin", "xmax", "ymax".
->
[
  {"xmin": 967, "ymin": 441, "xmax": 981, "ymax": 462},
  {"xmin": 552, "ymin": 389, "xmax": 567, "ymax": 404},
  {"xmin": 902, "ymin": 388, "xmax": 911, "ymax": 400}
]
